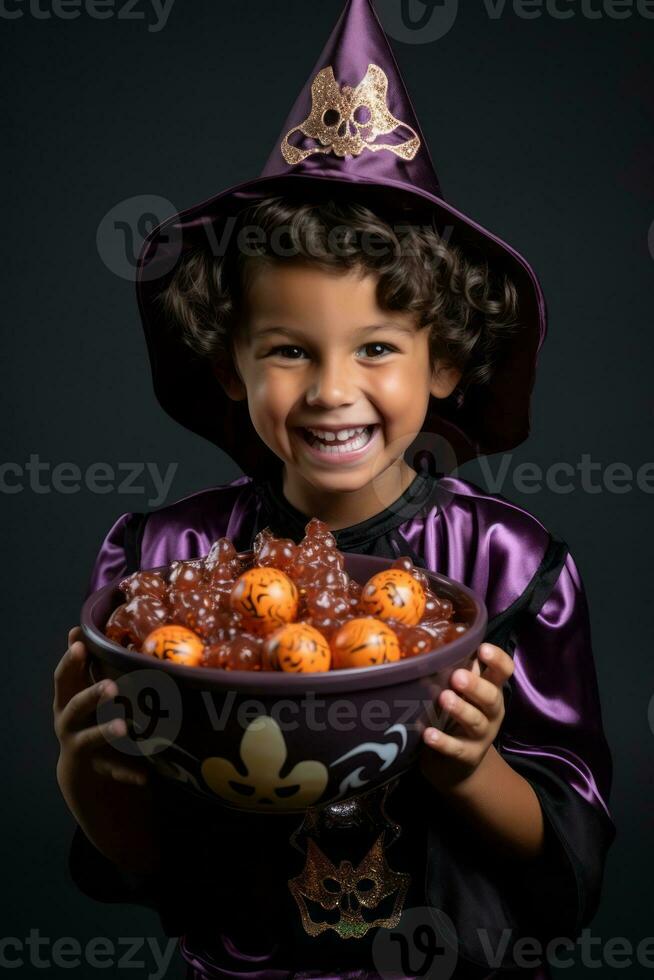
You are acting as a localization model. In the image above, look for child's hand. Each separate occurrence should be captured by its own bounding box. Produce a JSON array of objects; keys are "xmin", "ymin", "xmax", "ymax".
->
[
  {"xmin": 54, "ymin": 626, "xmax": 162, "ymax": 875},
  {"xmin": 418, "ymin": 643, "xmax": 514, "ymax": 793},
  {"xmin": 54, "ymin": 626, "xmax": 150, "ymax": 789}
]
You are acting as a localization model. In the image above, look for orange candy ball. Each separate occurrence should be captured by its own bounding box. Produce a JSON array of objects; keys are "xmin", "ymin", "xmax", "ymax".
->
[
  {"xmin": 264, "ymin": 622, "xmax": 332, "ymax": 673},
  {"xmin": 229, "ymin": 567, "xmax": 299, "ymax": 636},
  {"xmin": 330, "ymin": 617, "xmax": 401, "ymax": 669},
  {"xmin": 142, "ymin": 624, "xmax": 204, "ymax": 666},
  {"xmin": 359, "ymin": 569, "xmax": 426, "ymax": 627}
]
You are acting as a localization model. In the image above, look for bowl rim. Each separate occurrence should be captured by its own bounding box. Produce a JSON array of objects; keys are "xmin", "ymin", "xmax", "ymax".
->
[{"xmin": 80, "ymin": 551, "xmax": 488, "ymax": 694}]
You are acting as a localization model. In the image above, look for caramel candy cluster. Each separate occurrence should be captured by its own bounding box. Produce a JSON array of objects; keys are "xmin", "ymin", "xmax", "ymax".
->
[{"xmin": 104, "ymin": 518, "xmax": 467, "ymax": 672}]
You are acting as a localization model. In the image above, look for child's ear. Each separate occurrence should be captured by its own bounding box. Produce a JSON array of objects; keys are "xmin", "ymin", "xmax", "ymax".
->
[
  {"xmin": 211, "ymin": 356, "xmax": 247, "ymax": 402},
  {"xmin": 429, "ymin": 361, "xmax": 462, "ymax": 400}
]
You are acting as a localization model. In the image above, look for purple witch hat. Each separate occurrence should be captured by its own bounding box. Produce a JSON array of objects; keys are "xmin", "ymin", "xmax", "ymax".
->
[{"xmin": 136, "ymin": 0, "xmax": 547, "ymax": 478}]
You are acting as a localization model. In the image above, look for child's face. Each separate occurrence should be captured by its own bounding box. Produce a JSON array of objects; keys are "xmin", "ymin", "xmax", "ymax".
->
[{"xmin": 217, "ymin": 261, "xmax": 460, "ymax": 497}]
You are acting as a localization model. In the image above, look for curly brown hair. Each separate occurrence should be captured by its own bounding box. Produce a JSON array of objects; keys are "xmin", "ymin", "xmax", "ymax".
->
[{"xmin": 156, "ymin": 195, "xmax": 520, "ymax": 408}]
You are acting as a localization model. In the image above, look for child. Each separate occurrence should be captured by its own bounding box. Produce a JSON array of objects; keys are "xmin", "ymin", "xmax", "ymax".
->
[{"xmin": 53, "ymin": 1, "xmax": 615, "ymax": 978}]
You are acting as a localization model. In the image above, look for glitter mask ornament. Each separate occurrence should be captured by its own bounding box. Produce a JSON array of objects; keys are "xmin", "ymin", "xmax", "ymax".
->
[
  {"xmin": 281, "ymin": 64, "xmax": 420, "ymax": 165},
  {"xmin": 287, "ymin": 780, "xmax": 411, "ymax": 940},
  {"xmin": 136, "ymin": 0, "xmax": 548, "ymax": 479}
]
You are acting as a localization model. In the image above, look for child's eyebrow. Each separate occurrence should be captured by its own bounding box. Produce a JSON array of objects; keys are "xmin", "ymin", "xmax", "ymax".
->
[{"xmin": 252, "ymin": 323, "xmax": 417, "ymax": 339}]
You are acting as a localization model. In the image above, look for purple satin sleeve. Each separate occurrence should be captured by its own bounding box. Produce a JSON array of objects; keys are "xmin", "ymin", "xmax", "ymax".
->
[
  {"xmin": 423, "ymin": 549, "xmax": 616, "ymax": 975},
  {"xmin": 85, "ymin": 511, "xmax": 133, "ymax": 597},
  {"xmin": 500, "ymin": 551, "xmax": 612, "ymax": 817}
]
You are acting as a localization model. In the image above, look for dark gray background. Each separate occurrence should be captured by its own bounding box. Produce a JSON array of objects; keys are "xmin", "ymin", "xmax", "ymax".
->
[{"xmin": 2, "ymin": 0, "xmax": 652, "ymax": 976}]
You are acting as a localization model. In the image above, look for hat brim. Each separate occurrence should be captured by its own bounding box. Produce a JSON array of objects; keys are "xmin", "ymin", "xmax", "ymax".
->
[{"xmin": 136, "ymin": 171, "xmax": 547, "ymax": 478}]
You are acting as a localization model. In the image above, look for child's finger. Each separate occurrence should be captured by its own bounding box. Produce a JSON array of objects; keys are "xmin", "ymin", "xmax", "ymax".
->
[
  {"xmin": 53, "ymin": 639, "xmax": 91, "ymax": 717},
  {"xmin": 91, "ymin": 748, "xmax": 149, "ymax": 786},
  {"xmin": 68, "ymin": 626, "xmax": 83, "ymax": 646},
  {"xmin": 449, "ymin": 668, "xmax": 504, "ymax": 717},
  {"xmin": 422, "ymin": 725, "xmax": 472, "ymax": 763},
  {"xmin": 55, "ymin": 678, "xmax": 117, "ymax": 741},
  {"xmin": 477, "ymin": 643, "xmax": 514, "ymax": 685},
  {"xmin": 440, "ymin": 689, "xmax": 488, "ymax": 739},
  {"xmin": 73, "ymin": 715, "xmax": 128, "ymax": 754}
]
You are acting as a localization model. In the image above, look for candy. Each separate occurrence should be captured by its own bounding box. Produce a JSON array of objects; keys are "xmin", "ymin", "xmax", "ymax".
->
[
  {"xmin": 395, "ymin": 625, "xmax": 439, "ymax": 659},
  {"xmin": 330, "ymin": 617, "xmax": 401, "ymax": 669},
  {"xmin": 264, "ymin": 623, "xmax": 332, "ymax": 673},
  {"xmin": 305, "ymin": 588, "xmax": 350, "ymax": 620},
  {"xmin": 205, "ymin": 537, "xmax": 238, "ymax": 570},
  {"xmin": 119, "ymin": 571, "xmax": 167, "ymax": 601},
  {"xmin": 390, "ymin": 556, "xmax": 429, "ymax": 591},
  {"xmin": 229, "ymin": 567, "xmax": 299, "ymax": 635},
  {"xmin": 202, "ymin": 642, "xmax": 231, "ymax": 669},
  {"xmin": 103, "ymin": 518, "xmax": 469, "ymax": 672},
  {"xmin": 106, "ymin": 595, "xmax": 168, "ymax": 646},
  {"xmin": 168, "ymin": 589, "xmax": 217, "ymax": 637},
  {"xmin": 224, "ymin": 634, "xmax": 263, "ymax": 671},
  {"xmin": 142, "ymin": 624, "xmax": 204, "ymax": 666},
  {"xmin": 169, "ymin": 560, "xmax": 206, "ymax": 592},
  {"xmin": 423, "ymin": 590, "xmax": 453, "ymax": 621},
  {"xmin": 253, "ymin": 532, "xmax": 298, "ymax": 571},
  {"xmin": 359, "ymin": 569, "xmax": 426, "ymax": 626}
]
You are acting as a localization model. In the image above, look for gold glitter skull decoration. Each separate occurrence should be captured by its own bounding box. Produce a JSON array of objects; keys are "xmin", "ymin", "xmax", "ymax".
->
[
  {"xmin": 288, "ymin": 833, "xmax": 410, "ymax": 939},
  {"xmin": 281, "ymin": 63, "xmax": 421, "ymax": 164},
  {"xmin": 287, "ymin": 780, "xmax": 411, "ymax": 939}
]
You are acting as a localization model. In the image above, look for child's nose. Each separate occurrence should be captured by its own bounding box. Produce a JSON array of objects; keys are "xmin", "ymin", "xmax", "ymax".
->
[{"xmin": 305, "ymin": 357, "xmax": 357, "ymax": 407}]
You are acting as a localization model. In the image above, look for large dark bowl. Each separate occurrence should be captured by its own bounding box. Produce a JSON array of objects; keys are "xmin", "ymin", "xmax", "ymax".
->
[{"xmin": 81, "ymin": 551, "xmax": 487, "ymax": 814}]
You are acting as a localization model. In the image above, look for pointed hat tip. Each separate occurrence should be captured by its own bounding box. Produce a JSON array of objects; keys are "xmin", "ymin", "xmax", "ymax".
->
[{"xmin": 260, "ymin": 0, "xmax": 442, "ymax": 196}]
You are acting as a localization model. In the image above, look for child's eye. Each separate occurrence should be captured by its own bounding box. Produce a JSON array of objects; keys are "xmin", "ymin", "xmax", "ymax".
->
[
  {"xmin": 357, "ymin": 342, "xmax": 397, "ymax": 359},
  {"xmin": 268, "ymin": 345, "xmax": 308, "ymax": 359},
  {"xmin": 267, "ymin": 343, "xmax": 397, "ymax": 360}
]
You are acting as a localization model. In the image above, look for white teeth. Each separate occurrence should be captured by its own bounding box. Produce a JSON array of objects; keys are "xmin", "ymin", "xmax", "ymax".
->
[
  {"xmin": 306, "ymin": 425, "xmax": 367, "ymax": 442},
  {"xmin": 303, "ymin": 426, "xmax": 373, "ymax": 455}
]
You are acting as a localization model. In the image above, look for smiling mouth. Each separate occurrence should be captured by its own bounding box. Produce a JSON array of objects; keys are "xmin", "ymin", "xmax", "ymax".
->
[{"xmin": 298, "ymin": 424, "xmax": 378, "ymax": 455}]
